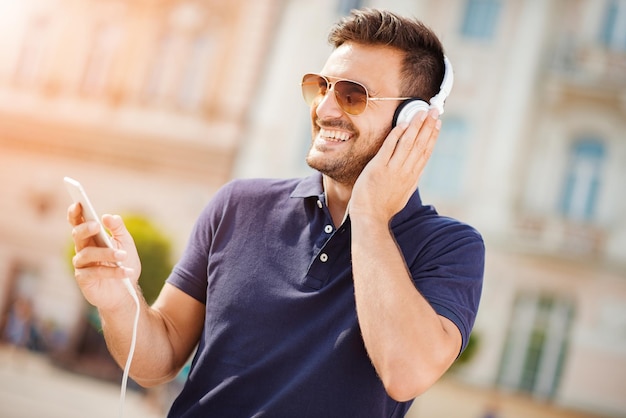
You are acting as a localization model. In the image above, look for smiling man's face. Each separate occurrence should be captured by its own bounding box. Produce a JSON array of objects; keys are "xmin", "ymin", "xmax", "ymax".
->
[{"xmin": 305, "ymin": 42, "xmax": 405, "ymax": 185}]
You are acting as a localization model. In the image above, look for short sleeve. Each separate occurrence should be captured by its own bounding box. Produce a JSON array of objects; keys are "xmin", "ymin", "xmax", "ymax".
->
[
  {"xmin": 409, "ymin": 221, "xmax": 485, "ymax": 353},
  {"xmin": 166, "ymin": 182, "xmax": 235, "ymax": 304}
]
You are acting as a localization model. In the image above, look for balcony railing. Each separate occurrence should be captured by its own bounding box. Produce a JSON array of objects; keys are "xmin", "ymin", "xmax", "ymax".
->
[
  {"xmin": 514, "ymin": 216, "xmax": 606, "ymax": 258},
  {"xmin": 547, "ymin": 37, "xmax": 626, "ymax": 88}
]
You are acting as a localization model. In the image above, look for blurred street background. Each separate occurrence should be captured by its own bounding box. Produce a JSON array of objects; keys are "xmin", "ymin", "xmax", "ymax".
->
[
  {"xmin": 0, "ymin": 346, "xmax": 160, "ymax": 418},
  {"xmin": 0, "ymin": 344, "xmax": 612, "ymax": 418},
  {"xmin": 0, "ymin": 0, "xmax": 624, "ymax": 417}
]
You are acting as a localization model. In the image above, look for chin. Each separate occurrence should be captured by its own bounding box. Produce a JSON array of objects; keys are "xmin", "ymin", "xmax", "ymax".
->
[{"xmin": 305, "ymin": 153, "xmax": 324, "ymax": 172}]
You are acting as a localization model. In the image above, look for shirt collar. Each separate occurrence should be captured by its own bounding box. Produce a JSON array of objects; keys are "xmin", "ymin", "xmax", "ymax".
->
[
  {"xmin": 290, "ymin": 172, "xmax": 425, "ymax": 227},
  {"xmin": 290, "ymin": 173, "xmax": 324, "ymax": 199}
]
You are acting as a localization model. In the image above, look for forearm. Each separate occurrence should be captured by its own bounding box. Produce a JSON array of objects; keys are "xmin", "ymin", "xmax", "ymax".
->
[
  {"xmin": 351, "ymin": 216, "xmax": 460, "ymax": 400},
  {"xmin": 98, "ymin": 284, "xmax": 183, "ymax": 387},
  {"xmin": 68, "ymin": 209, "xmax": 202, "ymax": 385}
]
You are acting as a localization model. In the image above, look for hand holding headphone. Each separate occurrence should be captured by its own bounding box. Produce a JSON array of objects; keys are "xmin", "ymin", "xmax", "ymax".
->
[{"xmin": 392, "ymin": 55, "xmax": 454, "ymax": 127}]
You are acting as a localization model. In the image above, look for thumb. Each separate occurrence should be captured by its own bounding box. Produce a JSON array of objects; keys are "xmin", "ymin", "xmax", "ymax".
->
[
  {"xmin": 102, "ymin": 214, "xmax": 142, "ymax": 278},
  {"xmin": 102, "ymin": 214, "xmax": 133, "ymax": 248}
]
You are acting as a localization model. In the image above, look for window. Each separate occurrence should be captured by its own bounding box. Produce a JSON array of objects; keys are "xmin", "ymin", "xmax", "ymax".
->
[
  {"xmin": 143, "ymin": 31, "xmax": 184, "ymax": 103},
  {"xmin": 599, "ymin": 0, "xmax": 626, "ymax": 51},
  {"xmin": 177, "ymin": 33, "xmax": 215, "ymax": 110},
  {"xmin": 14, "ymin": 16, "xmax": 51, "ymax": 86},
  {"xmin": 461, "ymin": 0, "xmax": 502, "ymax": 40},
  {"xmin": 420, "ymin": 117, "xmax": 469, "ymax": 199},
  {"xmin": 81, "ymin": 23, "xmax": 122, "ymax": 95},
  {"xmin": 560, "ymin": 137, "xmax": 606, "ymax": 222},
  {"xmin": 498, "ymin": 293, "xmax": 574, "ymax": 399}
]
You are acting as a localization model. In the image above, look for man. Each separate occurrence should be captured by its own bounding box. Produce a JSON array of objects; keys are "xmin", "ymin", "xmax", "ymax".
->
[{"xmin": 68, "ymin": 8, "xmax": 484, "ymax": 417}]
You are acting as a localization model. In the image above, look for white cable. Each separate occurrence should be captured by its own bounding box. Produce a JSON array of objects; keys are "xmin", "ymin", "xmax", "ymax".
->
[
  {"xmin": 119, "ymin": 277, "xmax": 140, "ymax": 418},
  {"xmin": 62, "ymin": 177, "xmax": 140, "ymax": 416}
]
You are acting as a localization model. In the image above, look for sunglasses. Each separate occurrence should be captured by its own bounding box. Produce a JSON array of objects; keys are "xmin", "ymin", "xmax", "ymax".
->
[{"xmin": 301, "ymin": 73, "xmax": 411, "ymax": 116}]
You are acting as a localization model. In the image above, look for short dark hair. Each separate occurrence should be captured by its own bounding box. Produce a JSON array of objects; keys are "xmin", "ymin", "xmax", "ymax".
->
[{"xmin": 328, "ymin": 8, "xmax": 445, "ymax": 100}]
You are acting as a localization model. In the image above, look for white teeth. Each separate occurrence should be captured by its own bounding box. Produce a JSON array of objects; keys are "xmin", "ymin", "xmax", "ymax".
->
[{"xmin": 320, "ymin": 128, "xmax": 350, "ymax": 142}]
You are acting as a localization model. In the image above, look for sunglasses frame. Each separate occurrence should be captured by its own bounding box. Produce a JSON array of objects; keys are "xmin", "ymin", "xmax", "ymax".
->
[{"xmin": 301, "ymin": 73, "xmax": 412, "ymax": 116}]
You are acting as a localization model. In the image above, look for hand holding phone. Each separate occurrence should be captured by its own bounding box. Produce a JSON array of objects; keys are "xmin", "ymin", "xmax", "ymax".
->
[
  {"xmin": 64, "ymin": 176, "xmax": 115, "ymax": 249},
  {"xmin": 63, "ymin": 176, "xmax": 140, "ymax": 416}
]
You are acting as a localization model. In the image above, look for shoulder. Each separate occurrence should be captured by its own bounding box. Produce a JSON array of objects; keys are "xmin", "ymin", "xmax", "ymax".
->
[
  {"xmin": 423, "ymin": 215, "xmax": 483, "ymax": 248},
  {"xmin": 395, "ymin": 201, "xmax": 483, "ymax": 250},
  {"xmin": 393, "ymin": 190, "xmax": 483, "ymax": 249},
  {"xmin": 421, "ymin": 215, "xmax": 484, "ymax": 266},
  {"xmin": 215, "ymin": 177, "xmax": 303, "ymax": 201},
  {"xmin": 197, "ymin": 177, "xmax": 305, "ymax": 222},
  {"xmin": 393, "ymin": 205, "xmax": 485, "ymax": 272}
]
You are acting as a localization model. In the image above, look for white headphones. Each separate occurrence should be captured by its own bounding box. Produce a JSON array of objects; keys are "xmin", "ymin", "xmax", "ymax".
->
[{"xmin": 392, "ymin": 55, "xmax": 454, "ymax": 127}]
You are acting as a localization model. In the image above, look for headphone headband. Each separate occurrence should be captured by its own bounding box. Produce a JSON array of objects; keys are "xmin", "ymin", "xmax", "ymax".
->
[
  {"xmin": 391, "ymin": 55, "xmax": 454, "ymax": 126},
  {"xmin": 429, "ymin": 55, "xmax": 454, "ymax": 115}
]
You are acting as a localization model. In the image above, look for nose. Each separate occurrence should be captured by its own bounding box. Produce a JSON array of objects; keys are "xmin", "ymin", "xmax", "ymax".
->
[{"xmin": 315, "ymin": 85, "xmax": 344, "ymax": 119}]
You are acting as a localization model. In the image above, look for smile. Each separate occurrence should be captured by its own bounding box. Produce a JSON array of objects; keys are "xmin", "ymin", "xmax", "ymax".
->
[{"xmin": 319, "ymin": 128, "xmax": 351, "ymax": 142}]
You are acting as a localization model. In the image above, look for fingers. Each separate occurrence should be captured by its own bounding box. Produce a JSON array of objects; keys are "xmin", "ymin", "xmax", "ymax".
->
[
  {"xmin": 73, "ymin": 262, "xmax": 134, "ymax": 288},
  {"xmin": 392, "ymin": 108, "xmax": 441, "ymax": 169},
  {"xmin": 67, "ymin": 202, "xmax": 84, "ymax": 227},
  {"xmin": 374, "ymin": 120, "xmax": 411, "ymax": 165},
  {"xmin": 413, "ymin": 109, "xmax": 441, "ymax": 163},
  {"xmin": 68, "ymin": 204, "xmax": 126, "ymax": 259},
  {"xmin": 72, "ymin": 244, "xmax": 134, "ymax": 289},
  {"xmin": 102, "ymin": 214, "xmax": 129, "ymax": 243},
  {"xmin": 70, "ymin": 219, "xmax": 98, "ymax": 251},
  {"xmin": 73, "ymin": 259, "xmax": 128, "ymax": 279},
  {"xmin": 68, "ymin": 202, "xmax": 96, "ymax": 251},
  {"xmin": 72, "ymin": 245, "xmax": 127, "ymax": 269}
]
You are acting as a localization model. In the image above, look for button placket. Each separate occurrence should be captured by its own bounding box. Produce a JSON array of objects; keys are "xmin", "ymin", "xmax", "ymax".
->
[{"xmin": 303, "ymin": 216, "xmax": 351, "ymax": 289}]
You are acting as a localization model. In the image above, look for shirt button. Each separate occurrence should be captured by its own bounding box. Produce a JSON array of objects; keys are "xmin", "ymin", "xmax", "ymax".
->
[
  {"xmin": 320, "ymin": 253, "xmax": 328, "ymax": 262},
  {"xmin": 324, "ymin": 225, "xmax": 333, "ymax": 233},
  {"xmin": 317, "ymin": 200, "xmax": 323, "ymax": 209}
]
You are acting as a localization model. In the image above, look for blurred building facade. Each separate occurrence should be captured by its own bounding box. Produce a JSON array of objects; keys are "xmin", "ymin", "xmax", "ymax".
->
[
  {"xmin": 237, "ymin": 0, "xmax": 626, "ymax": 417},
  {"xmin": 0, "ymin": 0, "xmax": 282, "ymax": 354},
  {"xmin": 0, "ymin": 0, "xmax": 624, "ymax": 417}
]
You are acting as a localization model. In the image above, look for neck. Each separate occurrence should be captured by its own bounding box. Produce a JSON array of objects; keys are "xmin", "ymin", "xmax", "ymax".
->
[{"xmin": 323, "ymin": 175, "xmax": 352, "ymax": 227}]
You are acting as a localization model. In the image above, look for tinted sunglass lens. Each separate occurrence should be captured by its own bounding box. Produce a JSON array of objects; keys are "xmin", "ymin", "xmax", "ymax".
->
[
  {"xmin": 301, "ymin": 74, "xmax": 327, "ymax": 106},
  {"xmin": 334, "ymin": 80, "xmax": 367, "ymax": 115},
  {"xmin": 301, "ymin": 74, "xmax": 369, "ymax": 115}
]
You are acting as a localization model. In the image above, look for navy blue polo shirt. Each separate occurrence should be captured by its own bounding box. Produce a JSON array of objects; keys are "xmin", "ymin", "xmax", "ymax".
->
[{"xmin": 166, "ymin": 173, "xmax": 484, "ymax": 417}]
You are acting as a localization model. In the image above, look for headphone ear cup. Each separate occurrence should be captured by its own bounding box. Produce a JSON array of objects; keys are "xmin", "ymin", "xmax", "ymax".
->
[{"xmin": 392, "ymin": 99, "xmax": 430, "ymax": 127}]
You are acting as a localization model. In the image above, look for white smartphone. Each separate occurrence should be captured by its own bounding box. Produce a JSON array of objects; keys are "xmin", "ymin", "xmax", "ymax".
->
[{"xmin": 63, "ymin": 176, "xmax": 114, "ymax": 249}]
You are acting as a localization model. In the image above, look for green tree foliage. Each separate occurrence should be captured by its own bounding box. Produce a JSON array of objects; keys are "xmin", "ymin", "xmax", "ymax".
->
[
  {"xmin": 449, "ymin": 331, "xmax": 480, "ymax": 372},
  {"xmin": 123, "ymin": 215, "xmax": 172, "ymax": 305},
  {"xmin": 67, "ymin": 214, "xmax": 172, "ymax": 306}
]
